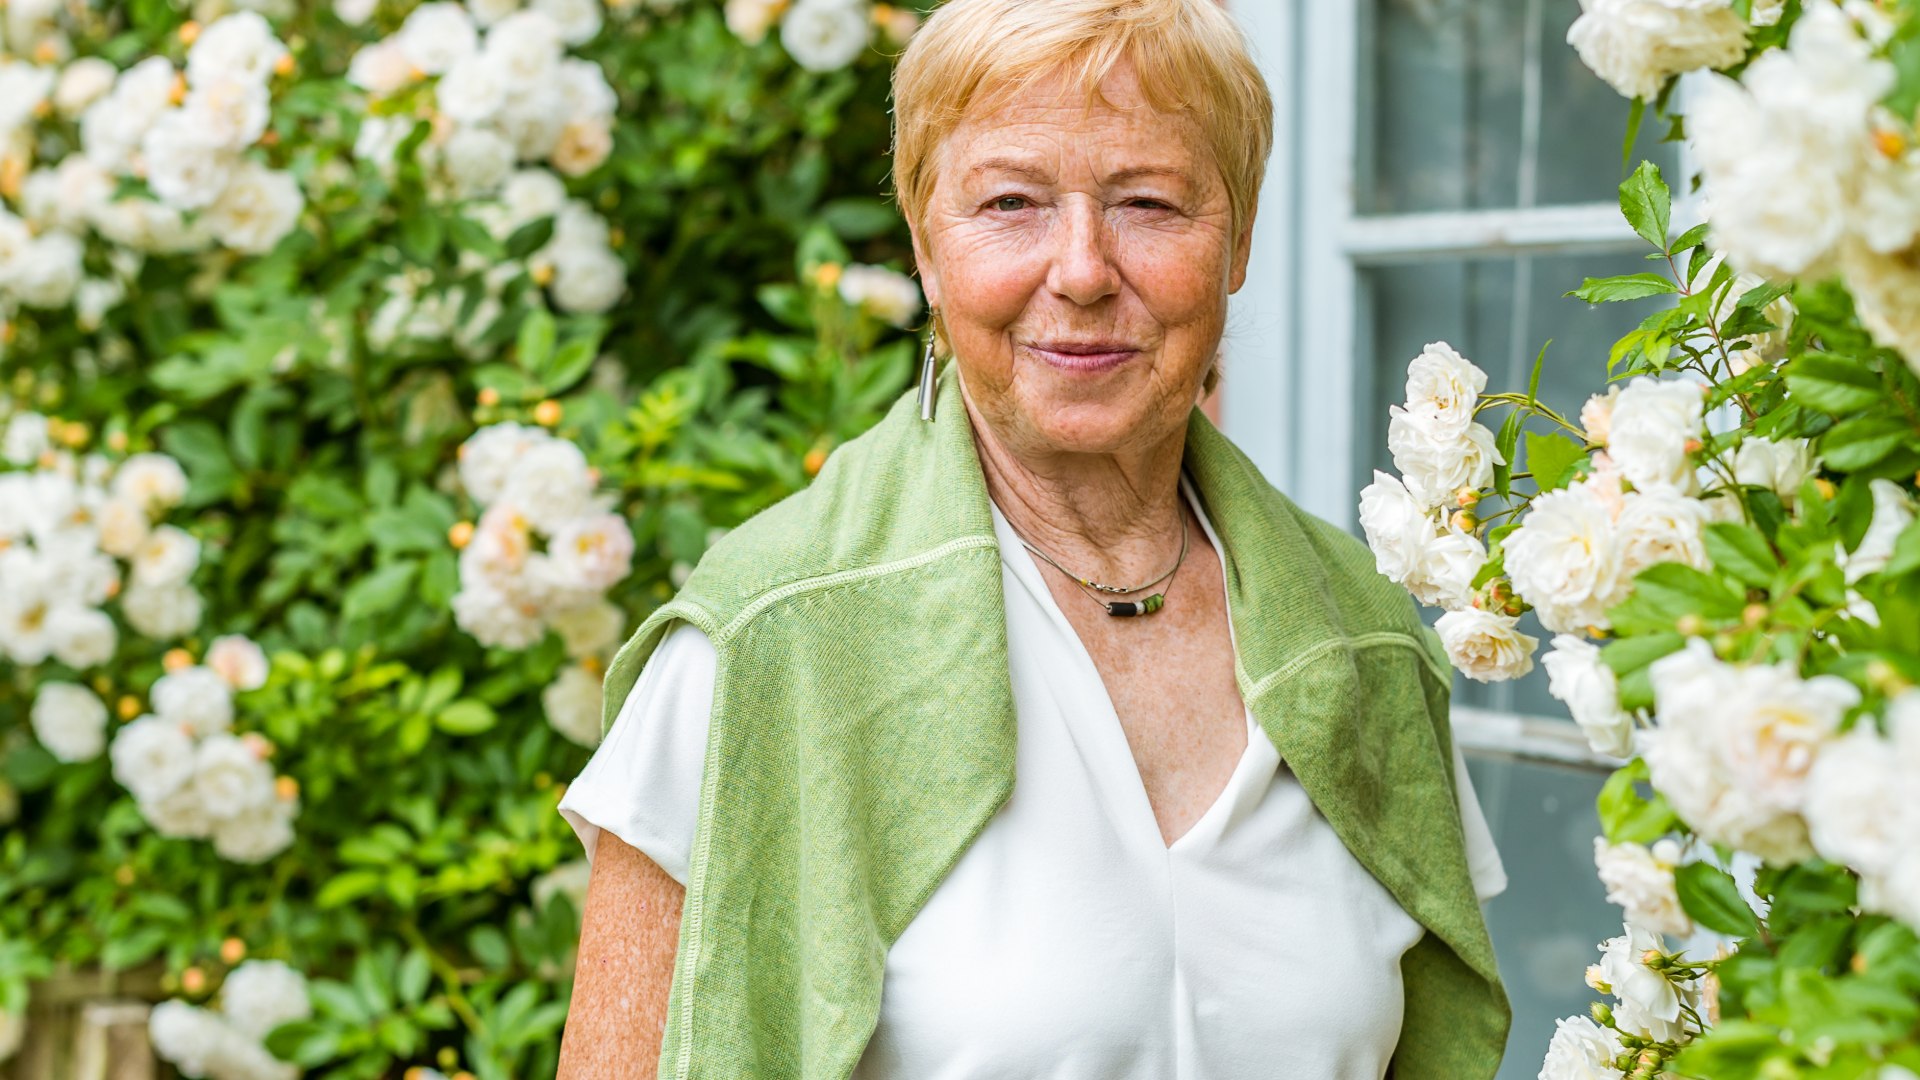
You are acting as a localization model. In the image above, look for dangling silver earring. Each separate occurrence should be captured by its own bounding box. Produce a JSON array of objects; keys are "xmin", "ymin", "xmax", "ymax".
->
[{"xmin": 917, "ymin": 313, "xmax": 939, "ymax": 422}]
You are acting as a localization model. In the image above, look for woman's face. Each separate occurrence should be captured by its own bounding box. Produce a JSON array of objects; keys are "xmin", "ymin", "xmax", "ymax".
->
[{"xmin": 910, "ymin": 60, "xmax": 1254, "ymax": 460}]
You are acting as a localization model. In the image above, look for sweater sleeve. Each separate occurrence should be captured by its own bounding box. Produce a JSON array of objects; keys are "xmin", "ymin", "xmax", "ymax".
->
[
  {"xmin": 557, "ymin": 620, "xmax": 716, "ymax": 885},
  {"xmin": 1451, "ymin": 738, "xmax": 1509, "ymax": 904}
]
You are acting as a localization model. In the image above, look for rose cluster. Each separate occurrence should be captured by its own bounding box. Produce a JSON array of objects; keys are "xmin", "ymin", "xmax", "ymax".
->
[
  {"xmin": 1541, "ymin": 923, "xmax": 1708, "ymax": 1079},
  {"xmin": 1, "ymin": 415, "xmax": 206, "ymax": 670},
  {"xmin": 1567, "ymin": 0, "xmax": 1783, "ymax": 103},
  {"xmin": 107, "ymin": 641, "xmax": 299, "ymax": 864},
  {"xmin": 1688, "ymin": 2, "xmax": 1920, "ymax": 369},
  {"xmin": 724, "ymin": 0, "xmax": 918, "ymax": 72},
  {"xmin": 452, "ymin": 422, "xmax": 634, "ymax": 746},
  {"xmin": 149, "ymin": 959, "xmax": 311, "ymax": 1080}
]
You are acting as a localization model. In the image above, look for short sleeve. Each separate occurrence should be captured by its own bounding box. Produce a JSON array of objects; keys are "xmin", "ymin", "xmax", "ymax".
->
[
  {"xmin": 1451, "ymin": 740, "xmax": 1509, "ymax": 904},
  {"xmin": 557, "ymin": 620, "xmax": 716, "ymax": 885}
]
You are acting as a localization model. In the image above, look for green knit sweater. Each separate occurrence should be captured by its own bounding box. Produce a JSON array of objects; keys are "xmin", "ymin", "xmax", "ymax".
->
[{"xmin": 600, "ymin": 361, "xmax": 1511, "ymax": 1079}]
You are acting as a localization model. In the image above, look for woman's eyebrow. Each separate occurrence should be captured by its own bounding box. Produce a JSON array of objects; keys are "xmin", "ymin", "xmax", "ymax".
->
[{"xmin": 966, "ymin": 157, "xmax": 1054, "ymax": 182}]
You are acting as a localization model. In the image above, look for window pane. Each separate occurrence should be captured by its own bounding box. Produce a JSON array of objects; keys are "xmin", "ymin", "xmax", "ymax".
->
[
  {"xmin": 1358, "ymin": 0, "xmax": 1677, "ymax": 214},
  {"xmin": 1464, "ymin": 753, "xmax": 1621, "ymax": 1079},
  {"xmin": 1354, "ymin": 252, "xmax": 1661, "ymax": 716}
]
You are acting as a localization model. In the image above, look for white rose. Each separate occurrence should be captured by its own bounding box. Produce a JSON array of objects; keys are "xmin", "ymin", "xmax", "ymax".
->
[
  {"xmin": 837, "ymin": 264, "xmax": 925, "ymax": 329},
  {"xmin": 54, "ymin": 58, "xmax": 118, "ymax": 117},
  {"xmin": 550, "ymin": 117, "xmax": 613, "ymax": 177},
  {"xmin": 533, "ymin": 0, "xmax": 602, "ymax": 44},
  {"xmin": 180, "ymin": 76, "xmax": 271, "ymax": 150},
  {"xmin": 500, "ymin": 439, "xmax": 596, "ymax": 535},
  {"xmin": 1400, "ymin": 341, "xmax": 1488, "ymax": 437},
  {"xmin": 548, "ymin": 512, "xmax": 635, "ymax": 591},
  {"xmin": 1844, "ymin": 244, "xmax": 1920, "ymax": 376},
  {"xmin": 220, "ymin": 960, "xmax": 312, "ymax": 1042},
  {"xmin": 1505, "ymin": 481, "xmax": 1624, "ymax": 634},
  {"xmin": 780, "ymin": 0, "xmax": 872, "ymax": 72},
  {"xmin": 46, "ymin": 604, "xmax": 117, "ymax": 669},
  {"xmin": 548, "ymin": 599, "xmax": 623, "ymax": 658},
  {"xmin": 470, "ymin": 0, "xmax": 524, "ymax": 26},
  {"xmin": 1594, "ymin": 837, "xmax": 1693, "ymax": 937},
  {"xmin": 1435, "ymin": 608, "xmax": 1538, "ymax": 683},
  {"xmin": 9, "ymin": 231, "xmax": 84, "ymax": 309},
  {"xmin": 80, "ymin": 57, "xmax": 175, "ymax": 173},
  {"xmin": 1597, "ymin": 923, "xmax": 1694, "ymax": 1042},
  {"xmin": 334, "ymin": 0, "xmax": 378, "ymax": 24},
  {"xmin": 1719, "ymin": 661, "xmax": 1858, "ymax": 813},
  {"xmin": 206, "ymin": 1023, "xmax": 299, "ymax": 1080},
  {"xmin": 482, "ymin": 10, "xmax": 565, "ymax": 83},
  {"xmin": 186, "ymin": 12, "xmax": 287, "ymax": 88},
  {"xmin": 1387, "ymin": 410, "xmax": 1501, "ymax": 508},
  {"xmin": 203, "ymin": 162, "xmax": 303, "ymax": 254},
  {"xmin": 1841, "ymin": 478, "xmax": 1916, "ymax": 584},
  {"xmin": 1606, "ymin": 377, "xmax": 1704, "ymax": 493},
  {"xmin": 111, "ymin": 714, "xmax": 198, "ymax": 804},
  {"xmin": 1731, "ymin": 436, "xmax": 1815, "ymax": 501},
  {"xmin": 442, "ymin": 126, "xmax": 515, "ymax": 197},
  {"xmin": 2, "ymin": 412, "xmax": 50, "ymax": 465},
  {"xmin": 1539, "ymin": 1015, "xmax": 1624, "ymax": 1080},
  {"xmin": 543, "ymin": 663, "xmax": 604, "ymax": 747},
  {"xmin": 132, "ymin": 524, "xmax": 201, "ymax": 588},
  {"xmin": 1543, "ymin": 634, "xmax": 1635, "ymax": 758},
  {"xmin": 207, "ymin": 634, "xmax": 270, "ymax": 692},
  {"xmin": 153, "ymin": 665, "xmax": 236, "ymax": 736},
  {"xmin": 1403, "ymin": 528, "xmax": 1486, "ymax": 612},
  {"xmin": 141, "ymin": 783, "xmax": 215, "ymax": 839},
  {"xmin": 1613, "ymin": 488, "xmax": 1712, "ymax": 579},
  {"xmin": 502, "ymin": 168, "xmax": 567, "ymax": 226},
  {"xmin": 0, "ymin": 61, "xmax": 55, "ymax": 137},
  {"xmin": 397, "ymin": 2, "xmax": 479, "ymax": 75},
  {"xmin": 459, "ymin": 422, "xmax": 551, "ymax": 504},
  {"xmin": 42, "ymin": 546, "xmax": 119, "ymax": 610},
  {"xmin": 192, "ymin": 733, "xmax": 276, "ymax": 819},
  {"xmin": 149, "ymin": 1000, "xmax": 228, "ymax": 1079},
  {"xmin": 1567, "ymin": 0, "xmax": 1750, "ymax": 102},
  {"xmin": 120, "ymin": 581, "xmax": 205, "ymax": 640},
  {"xmin": 550, "ymin": 247, "xmax": 625, "ymax": 313},
  {"xmin": 31, "ymin": 681, "xmax": 109, "ymax": 763},
  {"xmin": 346, "ymin": 39, "xmax": 416, "ymax": 96},
  {"xmin": 452, "ymin": 583, "xmax": 546, "ymax": 649},
  {"xmin": 22, "ymin": 157, "xmax": 113, "ymax": 235},
  {"xmin": 211, "ymin": 799, "xmax": 296, "ymax": 863},
  {"xmin": 435, "ymin": 53, "xmax": 509, "ymax": 125},
  {"xmin": 1750, "ymin": 0, "xmax": 1785, "ymax": 23},
  {"xmin": 725, "ymin": 0, "xmax": 784, "ymax": 43},
  {"xmin": 113, "ymin": 453, "xmax": 188, "ymax": 512},
  {"xmin": 1357, "ymin": 471, "xmax": 1437, "ymax": 586},
  {"xmin": 1803, "ymin": 716, "xmax": 1915, "ymax": 880}
]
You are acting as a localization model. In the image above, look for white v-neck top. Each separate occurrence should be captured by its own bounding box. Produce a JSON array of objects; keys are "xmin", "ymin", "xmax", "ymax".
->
[{"xmin": 560, "ymin": 473, "xmax": 1508, "ymax": 1080}]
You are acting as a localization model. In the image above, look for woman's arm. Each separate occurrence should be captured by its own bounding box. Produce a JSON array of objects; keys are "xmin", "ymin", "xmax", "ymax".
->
[{"xmin": 557, "ymin": 832, "xmax": 685, "ymax": 1078}]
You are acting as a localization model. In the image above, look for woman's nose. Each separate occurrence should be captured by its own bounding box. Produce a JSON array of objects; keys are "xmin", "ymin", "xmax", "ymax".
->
[{"xmin": 1044, "ymin": 200, "xmax": 1121, "ymax": 307}]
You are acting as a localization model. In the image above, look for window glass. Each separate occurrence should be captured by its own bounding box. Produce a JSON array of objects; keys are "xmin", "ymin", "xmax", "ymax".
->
[
  {"xmin": 1359, "ymin": 0, "xmax": 1677, "ymax": 214},
  {"xmin": 1354, "ymin": 252, "xmax": 1664, "ymax": 716},
  {"xmin": 1463, "ymin": 753, "xmax": 1621, "ymax": 1079}
]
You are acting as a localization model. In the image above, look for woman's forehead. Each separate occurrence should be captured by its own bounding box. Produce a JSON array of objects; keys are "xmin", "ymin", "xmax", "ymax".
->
[{"xmin": 939, "ymin": 71, "xmax": 1214, "ymax": 187}]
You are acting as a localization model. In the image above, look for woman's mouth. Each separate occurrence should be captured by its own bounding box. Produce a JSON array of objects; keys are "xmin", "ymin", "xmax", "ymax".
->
[{"xmin": 1022, "ymin": 341, "xmax": 1140, "ymax": 373}]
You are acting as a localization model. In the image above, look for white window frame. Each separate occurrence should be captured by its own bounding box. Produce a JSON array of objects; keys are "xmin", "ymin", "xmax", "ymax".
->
[{"xmin": 1227, "ymin": 0, "xmax": 1699, "ymax": 769}]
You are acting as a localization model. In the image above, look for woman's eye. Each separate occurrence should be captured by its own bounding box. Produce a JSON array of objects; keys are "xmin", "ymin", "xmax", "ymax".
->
[
  {"xmin": 1129, "ymin": 198, "xmax": 1172, "ymax": 211},
  {"xmin": 990, "ymin": 196, "xmax": 1028, "ymax": 212}
]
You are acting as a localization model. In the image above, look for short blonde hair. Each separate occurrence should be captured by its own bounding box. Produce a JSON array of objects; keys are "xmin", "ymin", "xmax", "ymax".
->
[{"xmin": 889, "ymin": 0, "xmax": 1273, "ymax": 395}]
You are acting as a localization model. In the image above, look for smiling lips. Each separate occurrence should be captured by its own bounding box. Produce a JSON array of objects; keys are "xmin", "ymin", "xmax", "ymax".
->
[{"xmin": 1024, "ymin": 340, "xmax": 1140, "ymax": 372}]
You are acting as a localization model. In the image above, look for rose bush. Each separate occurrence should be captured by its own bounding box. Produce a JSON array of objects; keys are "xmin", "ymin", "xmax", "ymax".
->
[
  {"xmin": 0, "ymin": 0, "xmax": 925, "ymax": 1075},
  {"xmin": 1363, "ymin": 2, "xmax": 1920, "ymax": 1076}
]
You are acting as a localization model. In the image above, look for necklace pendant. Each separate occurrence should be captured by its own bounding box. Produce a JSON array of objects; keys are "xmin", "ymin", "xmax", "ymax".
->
[{"xmin": 1104, "ymin": 593, "xmax": 1165, "ymax": 617}]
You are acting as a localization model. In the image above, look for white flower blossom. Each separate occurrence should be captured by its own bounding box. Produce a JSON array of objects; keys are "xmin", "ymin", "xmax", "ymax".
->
[
  {"xmin": 132, "ymin": 524, "xmax": 201, "ymax": 588},
  {"xmin": 346, "ymin": 39, "xmax": 416, "ymax": 96},
  {"xmin": 837, "ymin": 264, "xmax": 924, "ymax": 329},
  {"xmin": 1613, "ymin": 488, "xmax": 1713, "ymax": 580},
  {"xmin": 1399, "ymin": 342, "xmax": 1487, "ymax": 437},
  {"xmin": 1539, "ymin": 1015, "xmax": 1625, "ymax": 1080},
  {"xmin": 482, "ymin": 10, "xmax": 565, "ymax": 84},
  {"xmin": 111, "ymin": 714, "xmax": 198, "ymax": 804},
  {"xmin": 1543, "ymin": 635, "xmax": 1636, "ymax": 758},
  {"xmin": 191, "ymin": 733, "xmax": 276, "ymax": 819},
  {"xmin": 54, "ymin": 58, "xmax": 118, "ymax": 117},
  {"xmin": 142, "ymin": 783, "xmax": 215, "ymax": 839},
  {"xmin": 113, "ymin": 453, "xmax": 188, "ymax": 512},
  {"xmin": 1435, "ymin": 608, "xmax": 1538, "ymax": 683},
  {"xmin": 1606, "ymin": 377, "xmax": 1704, "ymax": 494},
  {"xmin": 548, "ymin": 512, "xmax": 635, "ymax": 591},
  {"xmin": 207, "ymin": 635, "xmax": 270, "ymax": 692},
  {"xmin": 725, "ymin": 0, "xmax": 785, "ymax": 43},
  {"xmin": 397, "ymin": 2, "xmax": 479, "ymax": 75},
  {"xmin": 186, "ymin": 12, "xmax": 288, "ymax": 88},
  {"xmin": 780, "ymin": 0, "xmax": 871, "ymax": 72},
  {"xmin": 1595, "ymin": 837, "xmax": 1693, "ymax": 936},
  {"xmin": 31, "ymin": 682, "xmax": 109, "ymax": 763},
  {"xmin": 203, "ymin": 163, "xmax": 303, "ymax": 255},
  {"xmin": 443, "ymin": 127, "xmax": 515, "ymax": 196},
  {"xmin": 220, "ymin": 960, "xmax": 312, "ymax": 1042},
  {"xmin": 1731, "ymin": 436, "xmax": 1815, "ymax": 502},
  {"xmin": 1803, "ymin": 705, "xmax": 1919, "ymax": 888},
  {"xmin": 46, "ymin": 604, "xmax": 117, "ymax": 669},
  {"xmin": 435, "ymin": 53, "xmax": 509, "ymax": 125},
  {"xmin": 1358, "ymin": 471, "xmax": 1437, "ymax": 587},
  {"xmin": 153, "ymin": 666, "xmax": 236, "ymax": 736},
  {"xmin": 1386, "ymin": 410, "xmax": 1503, "ymax": 508},
  {"xmin": 149, "ymin": 1000, "xmax": 228, "ymax": 1079},
  {"xmin": 1841, "ymin": 478, "xmax": 1915, "ymax": 584},
  {"xmin": 459, "ymin": 422, "xmax": 551, "ymax": 504},
  {"xmin": 451, "ymin": 583, "xmax": 545, "ymax": 648},
  {"xmin": 533, "ymin": 0, "xmax": 602, "ymax": 45},
  {"xmin": 1567, "ymin": 0, "xmax": 1750, "ymax": 102},
  {"xmin": 1404, "ymin": 528, "xmax": 1486, "ymax": 612},
  {"xmin": 2, "ymin": 412, "xmax": 50, "ymax": 465},
  {"xmin": 543, "ymin": 663, "xmax": 604, "ymax": 746},
  {"xmin": 1597, "ymin": 923, "xmax": 1694, "ymax": 1042},
  {"xmin": 549, "ymin": 599, "xmax": 623, "ymax": 658},
  {"xmin": 121, "ymin": 581, "xmax": 205, "ymax": 640},
  {"xmin": 500, "ymin": 438, "xmax": 595, "ymax": 533},
  {"xmin": 210, "ymin": 798, "xmax": 297, "ymax": 863},
  {"xmin": 1505, "ymin": 481, "xmax": 1624, "ymax": 634}
]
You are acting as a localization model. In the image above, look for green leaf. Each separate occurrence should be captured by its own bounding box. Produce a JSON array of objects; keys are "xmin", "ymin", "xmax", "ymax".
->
[
  {"xmin": 1674, "ymin": 861, "xmax": 1761, "ymax": 937},
  {"xmin": 504, "ymin": 216, "xmax": 555, "ymax": 260},
  {"xmin": 435, "ymin": 698, "xmax": 498, "ymax": 736},
  {"xmin": 757, "ymin": 283, "xmax": 812, "ymax": 330},
  {"xmin": 1822, "ymin": 415, "xmax": 1911, "ymax": 471},
  {"xmin": 541, "ymin": 338, "xmax": 597, "ymax": 394},
  {"xmin": 1620, "ymin": 161, "xmax": 1672, "ymax": 250},
  {"xmin": 1704, "ymin": 521, "xmax": 1778, "ymax": 589},
  {"xmin": 469, "ymin": 927, "xmax": 512, "ymax": 970},
  {"xmin": 1600, "ymin": 632, "xmax": 1685, "ymax": 677},
  {"xmin": 341, "ymin": 561, "xmax": 419, "ymax": 623},
  {"xmin": 516, "ymin": 308, "xmax": 556, "ymax": 374},
  {"xmin": 818, "ymin": 198, "xmax": 901, "ymax": 241},
  {"xmin": 1493, "ymin": 410, "xmax": 1523, "ymax": 498},
  {"xmin": 1785, "ymin": 353, "xmax": 1883, "ymax": 414},
  {"xmin": 1525, "ymin": 431, "xmax": 1586, "ymax": 492},
  {"xmin": 1621, "ymin": 97, "xmax": 1645, "ymax": 176},
  {"xmin": 1668, "ymin": 222, "xmax": 1712, "ymax": 255},
  {"xmin": 1568, "ymin": 273, "xmax": 1678, "ymax": 303},
  {"xmin": 1596, "ymin": 761, "xmax": 1678, "ymax": 844},
  {"xmin": 1884, "ymin": 520, "xmax": 1920, "ymax": 579},
  {"xmin": 1527, "ymin": 340, "xmax": 1551, "ymax": 406},
  {"xmin": 449, "ymin": 215, "xmax": 506, "ymax": 260},
  {"xmin": 264, "ymin": 1020, "xmax": 342, "ymax": 1066},
  {"xmin": 399, "ymin": 210, "xmax": 444, "ymax": 263},
  {"xmin": 398, "ymin": 950, "xmax": 432, "ymax": 1005}
]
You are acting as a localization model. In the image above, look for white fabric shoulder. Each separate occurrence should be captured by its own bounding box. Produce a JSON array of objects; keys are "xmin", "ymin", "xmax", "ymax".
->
[
  {"xmin": 557, "ymin": 620, "xmax": 1508, "ymax": 903},
  {"xmin": 557, "ymin": 619, "xmax": 715, "ymax": 884}
]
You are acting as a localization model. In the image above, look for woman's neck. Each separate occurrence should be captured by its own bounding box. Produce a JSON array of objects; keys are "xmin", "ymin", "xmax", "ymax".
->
[{"xmin": 960, "ymin": 384, "xmax": 1191, "ymax": 586}]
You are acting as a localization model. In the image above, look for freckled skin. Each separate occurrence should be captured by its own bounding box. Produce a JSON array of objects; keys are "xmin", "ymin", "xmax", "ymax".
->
[{"xmin": 560, "ymin": 62, "xmax": 1261, "ymax": 1070}]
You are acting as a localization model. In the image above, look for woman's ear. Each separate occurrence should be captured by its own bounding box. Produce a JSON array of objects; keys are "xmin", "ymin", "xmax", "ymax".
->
[{"xmin": 1227, "ymin": 203, "xmax": 1257, "ymax": 295}]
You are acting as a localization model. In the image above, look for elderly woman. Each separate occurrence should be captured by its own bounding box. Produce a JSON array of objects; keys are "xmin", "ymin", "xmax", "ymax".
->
[{"xmin": 557, "ymin": 0, "xmax": 1510, "ymax": 1076}]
